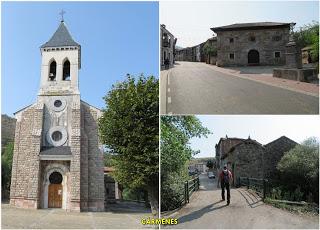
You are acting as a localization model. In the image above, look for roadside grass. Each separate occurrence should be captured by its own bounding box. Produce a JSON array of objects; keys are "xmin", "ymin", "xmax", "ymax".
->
[{"xmin": 265, "ymin": 198, "xmax": 319, "ymax": 216}]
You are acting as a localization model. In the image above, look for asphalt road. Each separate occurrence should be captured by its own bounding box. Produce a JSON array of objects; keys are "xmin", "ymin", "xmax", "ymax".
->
[
  {"xmin": 166, "ymin": 62, "xmax": 319, "ymax": 114},
  {"xmin": 170, "ymin": 174, "xmax": 319, "ymax": 229}
]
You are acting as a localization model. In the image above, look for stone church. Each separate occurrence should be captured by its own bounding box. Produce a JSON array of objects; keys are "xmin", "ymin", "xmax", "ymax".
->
[{"xmin": 9, "ymin": 19, "xmax": 105, "ymax": 211}]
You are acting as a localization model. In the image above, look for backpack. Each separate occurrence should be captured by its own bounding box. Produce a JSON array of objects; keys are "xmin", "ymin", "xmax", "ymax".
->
[{"xmin": 223, "ymin": 171, "xmax": 230, "ymax": 184}]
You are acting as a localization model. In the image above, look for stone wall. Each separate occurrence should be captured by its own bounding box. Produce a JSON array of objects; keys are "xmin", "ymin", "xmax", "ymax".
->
[
  {"xmin": 216, "ymin": 27, "xmax": 290, "ymax": 66},
  {"xmin": 263, "ymin": 136, "xmax": 297, "ymax": 178},
  {"xmin": 226, "ymin": 140, "xmax": 265, "ymax": 185},
  {"xmin": 1, "ymin": 114, "xmax": 16, "ymax": 151},
  {"xmin": 10, "ymin": 103, "xmax": 43, "ymax": 209},
  {"xmin": 81, "ymin": 102, "xmax": 105, "ymax": 211}
]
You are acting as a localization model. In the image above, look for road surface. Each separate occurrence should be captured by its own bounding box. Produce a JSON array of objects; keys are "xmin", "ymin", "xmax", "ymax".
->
[
  {"xmin": 164, "ymin": 62, "xmax": 319, "ymax": 114},
  {"xmin": 170, "ymin": 174, "xmax": 318, "ymax": 229}
]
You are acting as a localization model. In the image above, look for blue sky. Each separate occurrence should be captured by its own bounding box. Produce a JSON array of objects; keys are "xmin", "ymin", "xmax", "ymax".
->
[
  {"xmin": 2, "ymin": 1, "xmax": 159, "ymax": 116},
  {"xmin": 161, "ymin": 1, "xmax": 319, "ymax": 47},
  {"xmin": 190, "ymin": 115, "xmax": 320, "ymax": 158}
]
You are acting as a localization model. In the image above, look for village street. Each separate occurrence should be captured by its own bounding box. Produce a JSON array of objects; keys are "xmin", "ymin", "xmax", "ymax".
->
[
  {"xmin": 161, "ymin": 62, "xmax": 319, "ymax": 114},
  {"xmin": 169, "ymin": 173, "xmax": 319, "ymax": 229}
]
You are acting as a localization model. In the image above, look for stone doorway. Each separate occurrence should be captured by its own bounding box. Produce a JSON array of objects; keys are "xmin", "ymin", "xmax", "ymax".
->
[
  {"xmin": 48, "ymin": 172, "xmax": 63, "ymax": 208},
  {"xmin": 248, "ymin": 49, "xmax": 260, "ymax": 65},
  {"xmin": 42, "ymin": 163, "xmax": 69, "ymax": 209}
]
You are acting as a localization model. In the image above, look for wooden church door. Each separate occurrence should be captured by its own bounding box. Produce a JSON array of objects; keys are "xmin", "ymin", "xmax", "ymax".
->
[{"xmin": 48, "ymin": 184, "xmax": 62, "ymax": 208}]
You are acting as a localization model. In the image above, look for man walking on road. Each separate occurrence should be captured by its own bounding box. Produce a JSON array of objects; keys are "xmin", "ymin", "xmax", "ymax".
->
[{"xmin": 218, "ymin": 165, "xmax": 233, "ymax": 205}]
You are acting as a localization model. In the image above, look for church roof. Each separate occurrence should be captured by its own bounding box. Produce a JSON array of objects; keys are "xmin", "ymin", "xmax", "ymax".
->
[
  {"xmin": 211, "ymin": 22, "xmax": 294, "ymax": 32},
  {"xmin": 41, "ymin": 22, "xmax": 80, "ymax": 48}
]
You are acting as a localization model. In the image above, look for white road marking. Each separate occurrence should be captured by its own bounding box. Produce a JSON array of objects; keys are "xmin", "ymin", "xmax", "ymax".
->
[
  {"xmin": 167, "ymin": 72, "xmax": 170, "ymax": 85},
  {"xmin": 167, "ymin": 97, "xmax": 171, "ymax": 104},
  {"xmin": 168, "ymin": 88, "xmax": 170, "ymax": 93},
  {"xmin": 168, "ymin": 112, "xmax": 173, "ymax": 115}
]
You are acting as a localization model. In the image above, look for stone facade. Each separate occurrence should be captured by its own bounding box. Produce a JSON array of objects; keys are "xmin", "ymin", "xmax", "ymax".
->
[
  {"xmin": 1, "ymin": 114, "xmax": 16, "ymax": 151},
  {"xmin": 211, "ymin": 22, "xmax": 292, "ymax": 67},
  {"xmin": 219, "ymin": 136, "xmax": 297, "ymax": 186},
  {"xmin": 263, "ymin": 136, "xmax": 297, "ymax": 178},
  {"xmin": 161, "ymin": 24, "xmax": 176, "ymax": 70},
  {"xmin": 10, "ymin": 20, "xmax": 104, "ymax": 211},
  {"xmin": 223, "ymin": 139, "xmax": 265, "ymax": 186}
]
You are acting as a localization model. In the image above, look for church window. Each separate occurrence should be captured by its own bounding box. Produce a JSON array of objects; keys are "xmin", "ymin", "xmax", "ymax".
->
[
  {"xmin": 63, "ymin": 60, "xmax": 71, "ymax": 80},
  {"xmin": 49, "ymin": 60, "xmax": 57, "ymax": 81},
  {"xmin": 272, "ymin": 35, "xmax": 282, "ymax": 41},
  {"xmin": 52, "ymin": 131, "xmax": 63, "ymax": 142},
  {"xmin": 249, "ymin": 35, "xmax": 256, "ymax": 42},
  {"xmin": 49, "ymin": 172, "xmax": 63, "ymax": 184},
  {"xmin": 229, "ymin": 38, "xmax": 234, "ymax": 43},
  {"xmin": 274, "ymin": 51, "xmax": 281, "ymax": 58},
  {"xmin": 54, "ymin": 100, "xmax": 62, "ymax": 108},
  {"xmin": 229, "ymin": 53, "xmax": 235, "ymax": 60}
]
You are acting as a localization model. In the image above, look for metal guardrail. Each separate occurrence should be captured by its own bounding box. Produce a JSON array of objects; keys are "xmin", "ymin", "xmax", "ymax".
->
[{"xmin": 239, "ymin": 177, "xmax": 268, "ymax": 200}]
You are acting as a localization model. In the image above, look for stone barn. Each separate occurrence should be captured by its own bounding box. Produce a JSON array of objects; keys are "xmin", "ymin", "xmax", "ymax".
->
[
  {"xmin": 9, "ymin": 19, "xmax": 105, "ymax": 211},
  {"xmin": 211, "ymin": 22, "xmax": 293, "ymax": 67}
]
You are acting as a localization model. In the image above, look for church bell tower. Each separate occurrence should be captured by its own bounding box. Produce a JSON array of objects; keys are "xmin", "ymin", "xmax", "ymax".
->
[{"xmin": 10, "ymin": 14, "xmax": 105, "ymax": 212}]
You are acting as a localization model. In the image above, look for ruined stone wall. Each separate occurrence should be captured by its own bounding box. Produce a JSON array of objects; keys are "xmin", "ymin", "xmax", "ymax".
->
[
  {"xmin": 10, "ymin": 103, "xmax": 43, "ymax": 208},
  {"xmin": 216, "ymin": 27, "xmax": 290, "ymax": 66},
  {"xmin": 263, "ymin": 137, "xmax": 297, "ymax": 178}
]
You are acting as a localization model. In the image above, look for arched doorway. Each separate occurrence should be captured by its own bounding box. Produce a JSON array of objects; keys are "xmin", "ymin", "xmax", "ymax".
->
[
  {"xmin": 48, "ymin": 171, "xmax": 63, "ymax": 208},
  {"xmin": 248, "ymin": 50, "xmax": 259, "ymax": 65},
  {"xmin": 42, "ymin": 164, "xmax": 69, "ymax": 209}
]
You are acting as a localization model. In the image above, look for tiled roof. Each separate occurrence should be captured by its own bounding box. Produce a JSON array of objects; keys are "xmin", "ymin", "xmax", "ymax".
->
[
  {"xmin": 41, "ymin": 22, "xmax": 80, "ymax": 48},
  {"xmin": 211, "ymin": 22, "xmax": 293, "ymax": 32}
]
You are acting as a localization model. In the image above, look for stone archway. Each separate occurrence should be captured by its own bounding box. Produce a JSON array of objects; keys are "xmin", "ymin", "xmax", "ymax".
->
[
  {"xmin": 248, "ymin": 49, "xmax": 260, "ymax": 65},
  {"xmin": 42, "ymin": 163, "xmax": 69, "ymax": 209}
]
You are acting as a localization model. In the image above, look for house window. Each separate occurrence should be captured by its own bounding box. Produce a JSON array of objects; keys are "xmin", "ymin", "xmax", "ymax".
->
[
  {"xmin": 272, "ymin": 36, "xmax": 282, "ymax": 41},
  {"xmin": 274, "ymin": 51, "xmax": 281, "ymax": 58},
  {"xmin": 63, "ymin": 60, "xmax": 71, "ymax": 80},
  {"xmin": 249, "ymin": 35, "xmax": 256, "ymax": 42},
  {"xmin": 229, "ymin": 53, "xmax": 235, "ymax": 60},
  {"xmin": 229, "ymin": 38, "xmax": 234, "ymax": 43},
  {"xmin": 49, "ymin": 60, "xmax": 57, "ymax": 81}
]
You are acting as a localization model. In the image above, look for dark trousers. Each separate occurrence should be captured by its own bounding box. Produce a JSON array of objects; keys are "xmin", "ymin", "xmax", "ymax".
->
[{"xmin": 221, "ymin": 182, "xmax": 230, "ymax": 202}]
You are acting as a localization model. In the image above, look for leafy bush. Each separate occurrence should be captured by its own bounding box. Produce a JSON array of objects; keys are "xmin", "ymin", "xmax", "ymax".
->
[
  {"xmin": 1, "ymin": 142, "xmax": 14, "ymax": 200},
  {"xmin": 277, "ymin": 137, "xmax": 319, "ymax": 203}
]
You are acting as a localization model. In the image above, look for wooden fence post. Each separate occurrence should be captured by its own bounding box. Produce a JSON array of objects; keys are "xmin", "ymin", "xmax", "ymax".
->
[
  {"xmin": 184, "ymin": 182, "xmax": 187, "ymax": 204},
  {"xmin": 263, "ymin": 179, "xmax": 267, "ymax": 200},
  {"xmin": 197, "ymin": 177, "xmax": 200, "ymax": 190},
  {"xmin": 247, "ymin": 177, "xmax": 250, "ymax": 189},
  {"xmin": 186, "ymin": 180, "xmax": 189, "ymax": 203}
]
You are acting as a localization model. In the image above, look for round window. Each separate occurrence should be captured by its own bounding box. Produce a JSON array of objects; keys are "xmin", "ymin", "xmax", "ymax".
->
[
  {"xmin": 50, "ymin": 98, "xmax": 66, "ymax": 112},
  {"xmin": 46, "ymin": 126, "xmax": 68, "ymax": 147},
  {"xmin": 54, "ymin": 100, "xmax": 62, "ymax": 108},
  {"xmin": 49, "ymin": 172, "xmax": 63, "ymax": 184},
  {"xmin": 51, "ymin": 131, "xmax": 62, "ymax": 142}
]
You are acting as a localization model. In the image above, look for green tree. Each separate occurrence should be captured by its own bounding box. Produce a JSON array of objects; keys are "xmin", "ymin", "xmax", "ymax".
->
[
  {"xmin": 99, "ymin": 75, "xmax": 159, "ymax": 215},
  {"xmin": 1, "ymin": 142, "xmax": 14, "ymax": 200},
  {"xmin": 206, "ymin": 160, "xmax": 214, "ymax": 169},
  {"xmin": 203, "ymin": 42, "xmax": 217, "ymax": 57},
  {"xmin": 161, "ymin": 116, "xmax": 210, "ymax": 211},
  {"xmin": 277, "ymin": 137, "xmax": 319, "ymax": 202},
  {"xmin": 293, "ymin": 21, "xmax": 319, "ymax": 62}
]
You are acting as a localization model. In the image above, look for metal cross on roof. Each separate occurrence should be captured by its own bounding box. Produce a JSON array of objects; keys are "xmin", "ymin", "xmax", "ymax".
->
[{"xmin": 59, "ymin": 10, "xmax": 66, "ymax": 22}]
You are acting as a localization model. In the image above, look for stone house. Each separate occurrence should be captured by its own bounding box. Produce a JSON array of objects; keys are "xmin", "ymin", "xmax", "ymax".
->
[
  {"xmin": 263, "ymin": 136, "xmax": 298, "ymax": 178},
  {"xmin": 9, "ymin": 20, "xmax": 104, "ymax": 211},
  {"xmin": 161, "ymin": 24, "xmax": 177, "ymax": 70},
  {"xmin": 211, "ymin": 22, "xmax": 293, "ymax": 67},
  {"xmin": 220, "ymin": 136, "xmax": 297, "ymax": 186},
  {"xmin": 215, "ymin": 136, "xmax": 245, "ymax": 174}
]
